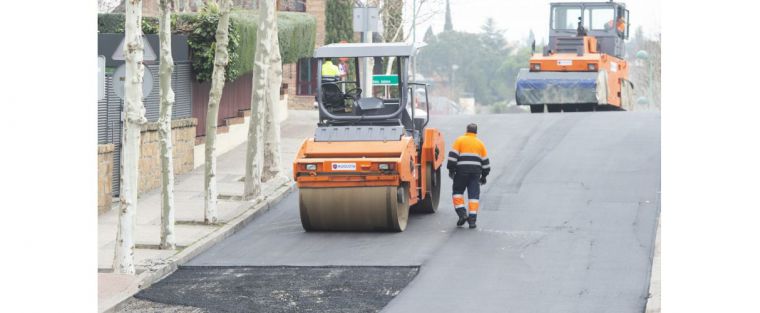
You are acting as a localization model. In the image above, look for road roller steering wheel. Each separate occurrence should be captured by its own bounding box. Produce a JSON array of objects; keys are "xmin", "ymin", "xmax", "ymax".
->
[{"xmin": 344, "ymin": 88, "xmax": 362, "ymax": 101}]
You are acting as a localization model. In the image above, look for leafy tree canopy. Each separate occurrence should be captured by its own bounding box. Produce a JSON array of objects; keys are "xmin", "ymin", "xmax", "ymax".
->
[{"xmin": 418, "ymin": 20, "xmax": 532, "ymax": 105}]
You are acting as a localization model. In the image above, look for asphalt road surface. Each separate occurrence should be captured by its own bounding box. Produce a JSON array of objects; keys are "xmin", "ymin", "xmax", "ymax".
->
[{"xmin": 132, "ymin": 111, "xmax": 661, "ymax": 313}]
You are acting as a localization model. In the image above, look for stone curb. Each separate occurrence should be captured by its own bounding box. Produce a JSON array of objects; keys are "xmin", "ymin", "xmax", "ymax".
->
[
  {"xmin": 644, "ymin": 219, "xmax": 661, "ymax": 313},
  {"xmin": 101, "ymin": 181, "xmax": 296, "ymax": 313}
]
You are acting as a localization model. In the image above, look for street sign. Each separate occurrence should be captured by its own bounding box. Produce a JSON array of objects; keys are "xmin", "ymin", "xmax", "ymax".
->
[
  {"xmin": 353, "ymin": 7, "xmax": 380, "ymax": 33},
  {"xmin": 111, "ymin": 64, "xmax": 154, "ymax": 100},
  {"xmin": 112, "ymin": 35, "xmax": 157, "ymax": 61},
  {"xmin": 372, "ymin": 75, "xmax": 399, "ymax": 86},
  {"xmin": 98, "ymin": 55, "xmax": 106, "ymax": 101}
]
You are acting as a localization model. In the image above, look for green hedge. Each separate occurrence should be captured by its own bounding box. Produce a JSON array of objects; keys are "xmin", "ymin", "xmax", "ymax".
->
[
  {"xmin": 97, "ymin": 10, "xmax": 316, "ymax": 82},
  {"xmin": 276, "ymin": 12, "xmax": 317, "ymax": 65},
  {"xmin": 98, "ymin": 13, "xmax": 159, "ymax": 34}
]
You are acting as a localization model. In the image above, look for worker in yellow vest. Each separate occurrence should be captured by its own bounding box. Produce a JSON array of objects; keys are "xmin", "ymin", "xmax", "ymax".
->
[{"xmin": 321, "ymin": 58, "xmax": 340, "ymax": 81}]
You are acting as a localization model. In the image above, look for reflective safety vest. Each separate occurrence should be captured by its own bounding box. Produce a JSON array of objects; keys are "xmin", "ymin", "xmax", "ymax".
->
[
  {"xmin": 447, "ymin": 132, "xmax": 491, "ymax": 176},
  {"xmin": 617, "ymin": 19, "xmax": 625, "ymax": 32},
  {"xmin": 322, "ymin": 61, "xmax": 340, "ymax": 77}
]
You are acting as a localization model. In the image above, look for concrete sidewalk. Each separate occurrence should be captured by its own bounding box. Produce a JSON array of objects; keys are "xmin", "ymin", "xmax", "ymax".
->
[{"xmin": 98, "ymin": 109, "xmax": 318, "ymax": 313}]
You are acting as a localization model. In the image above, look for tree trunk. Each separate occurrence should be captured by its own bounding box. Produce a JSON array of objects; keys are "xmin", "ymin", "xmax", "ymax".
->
[
  {"xmin": 158, "ymin": 0, "xmax": 176, "ymax": 249},
  {"xmin": 204, "ymin": 0, "xmax": 233, "ymax": 224},
  {"xmin": 244, "ymin": 0, "xmax": 275, "ymax": 198},
  {"xmin": 114, "ymin": 0, "xmax": 147, "ymax": 275},
  {"xmin": 262, "ymin": 13, "xmax": 284, "ymax": 182}
]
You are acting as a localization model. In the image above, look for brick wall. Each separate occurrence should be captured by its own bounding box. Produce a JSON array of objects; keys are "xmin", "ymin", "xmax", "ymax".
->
[
  {"xmin": 284, "ymin": 63, "xmax": 297, "ymax": 101},
  {"xmin": 283, "ymin": 0, "xmax": 325, "ymax": 110},
  {"xmin": 283, "ymin": 63, "xmax": 315, "ymax": 109},
  {"xmin": 98, "ymin": 144, "xmax": 115, "ymax": 214},
  {"xmin": 138, "ymin": 118, "xmax": 197, "ymax": 193},
  {"xmin": 142, "ymin": 0, "xmax": 159, "ymax": 17},
  {"xmin": 307, "ymin": 0, "xmax": 326, "ymax": 47}
]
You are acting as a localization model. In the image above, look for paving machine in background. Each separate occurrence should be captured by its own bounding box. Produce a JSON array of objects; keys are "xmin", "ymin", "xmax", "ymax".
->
[
  {"xmin": 516, "ymin": 1, "xmax": 635, "ymax": 113},
  {"xmin": 293, "ymin": 43, "xmax": 446, "ymax": 232}
]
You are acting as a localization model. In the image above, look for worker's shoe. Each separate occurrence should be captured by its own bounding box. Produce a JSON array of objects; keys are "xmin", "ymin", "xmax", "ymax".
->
[
  {"xmin": 468, "ymin": 216, "xmax": 477, "ymax": 229},
  {"xmin": 455, "ymin": 208, "xmax": 467, "ymax": 227}
]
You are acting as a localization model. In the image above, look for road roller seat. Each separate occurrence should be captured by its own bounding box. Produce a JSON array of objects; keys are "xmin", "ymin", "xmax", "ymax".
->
[{"xmin": 320, "ymin": 82, "xmax": 345, "ymax": 109}]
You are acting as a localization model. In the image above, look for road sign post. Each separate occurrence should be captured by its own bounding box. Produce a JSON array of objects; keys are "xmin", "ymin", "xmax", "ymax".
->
[
  {"xmin": 112, "ymin": 35, "xmax": 156, "ymax": 61},
  {"xmin": 372, "ymin": 75, "xmax": 399, "ymax": 85},
  {"xmin": 98, "ymin": 55, "xmax": 106, "ymax": 101},
  {"xmin": 373, "ymin": 75, "xmax": 398, "ymax": 98},
  {"xmin": 353, "ymin": 6, "xmax": 380, "ymax": 98},
  {"xmin": 111, "ymin": 64, "xmax": 154, "ymax": 100}
]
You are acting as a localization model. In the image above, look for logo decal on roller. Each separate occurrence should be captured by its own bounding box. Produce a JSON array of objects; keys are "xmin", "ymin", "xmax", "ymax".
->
[{"xmin": 331, "ymin": 163, "xmax": 357, "ymax": 171}]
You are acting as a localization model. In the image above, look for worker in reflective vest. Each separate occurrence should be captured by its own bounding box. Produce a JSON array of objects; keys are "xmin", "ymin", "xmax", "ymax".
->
[
  {"xmin": 321, "ymin": 58, "xmax": 340, "ymax": 81},
  {"xmin": 447, "ymin": 123, "xmax": 490, "ymax": 229}
]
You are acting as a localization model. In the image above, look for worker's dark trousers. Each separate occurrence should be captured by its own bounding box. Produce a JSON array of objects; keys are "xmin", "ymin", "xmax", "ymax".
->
[{"xmin": 452, "ymin": 172, "xmax": 480, "ymax": 217}]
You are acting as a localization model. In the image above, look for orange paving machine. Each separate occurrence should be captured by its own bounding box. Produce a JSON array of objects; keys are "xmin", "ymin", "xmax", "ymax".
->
[
  {"xmin": 293, "ymin": 43, "xmax": 445, "ymax": 232},
  {"xmin": 516, "ymin": 1, "xmax": 634, "ymax": 113}
]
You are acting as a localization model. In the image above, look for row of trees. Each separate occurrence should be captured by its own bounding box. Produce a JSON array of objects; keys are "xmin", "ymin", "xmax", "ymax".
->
[
  {"xmin": 113, "ymin": 0, "xmax": 285, "ymax": 274},
  {"xmin": 626, "ymin": 27, "xmax": 661, "ymax": 109},
  {"xmin": 417, "ymin": 18, "xmax": 532, "ymax": 106}
]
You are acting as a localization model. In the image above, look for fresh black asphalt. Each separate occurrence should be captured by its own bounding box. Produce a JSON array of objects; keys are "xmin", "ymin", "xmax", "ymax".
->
[{"xmin": 132, "ymin": 112, "xmax": 661, "ymax": 313}]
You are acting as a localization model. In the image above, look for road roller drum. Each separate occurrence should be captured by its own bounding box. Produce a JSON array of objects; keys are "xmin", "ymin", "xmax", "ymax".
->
[{"xmin": 299, "ymin": 186, "xmax": 409, "ymax": 232}]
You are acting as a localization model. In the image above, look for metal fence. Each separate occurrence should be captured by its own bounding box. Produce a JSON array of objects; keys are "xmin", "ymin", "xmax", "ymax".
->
[{"xmin": 98, "ymin": 62, "xmax": 193, "ymax": 197}]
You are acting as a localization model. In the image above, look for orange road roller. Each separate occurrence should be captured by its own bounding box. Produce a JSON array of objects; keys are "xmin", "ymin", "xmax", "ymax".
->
[
  {"xmin": 516, "ymin": 1, "xmax": 635, "ymax": 112},
  {"xmin": 293, "ymin": 43, "xmax": 445, "ymax": 231}
]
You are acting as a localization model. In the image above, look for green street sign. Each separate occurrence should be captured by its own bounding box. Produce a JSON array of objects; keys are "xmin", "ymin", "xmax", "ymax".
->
[{"xmin": 372, "ymin": 75, "xmax": 399, "ymax": 85}]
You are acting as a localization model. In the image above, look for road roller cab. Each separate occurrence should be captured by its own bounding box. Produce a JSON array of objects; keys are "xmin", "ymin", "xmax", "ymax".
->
[{"xmin": 293, "ymin": 43, "xmax": 446, "ymax": 232}]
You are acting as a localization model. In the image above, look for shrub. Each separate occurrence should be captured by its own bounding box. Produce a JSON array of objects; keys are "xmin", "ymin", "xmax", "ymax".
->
[{"xmin": 187, "ymin": 3, "xmax": 241, "ymax": 82}]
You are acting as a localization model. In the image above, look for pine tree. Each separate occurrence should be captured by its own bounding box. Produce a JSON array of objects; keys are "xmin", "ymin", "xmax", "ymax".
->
[
  {"xmin": 443, "ymin": 0, "xmax": 453, "ymax": 32},
  {"xmin": 423, "ymin": 26, "xmax": 435, "ymax": 43},
  {"xmin": 325, "ymin": 0, "xmax": 354, "ymax": 44},
  {"xmin": 528, "ymin": 29, "xmax": 535, "ymax": 46}
]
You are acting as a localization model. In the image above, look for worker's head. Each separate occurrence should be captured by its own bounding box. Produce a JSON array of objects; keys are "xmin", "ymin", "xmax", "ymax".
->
[
  {"xmin": 466, "ymin": 123, "xmax": 478, "ymax": 134},
  {"xmin": 325, "ymin": 58, "xmax": 334, "ymax": 63}
]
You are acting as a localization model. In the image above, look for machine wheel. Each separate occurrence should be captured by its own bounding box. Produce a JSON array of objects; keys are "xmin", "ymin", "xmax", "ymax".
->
[
  {"xmin": 411, "ymin": 164, "xmax": 441, "ymax": 214},
  {"xmin": 299, "ymin": 185, "xmax": 410, "ymax": 232},
  {"xmin": 547, "ymin": 104, "xmax": 562, "ymax": 113},
  {"xmin": 578, "ymin": 103, "xmax": 594, "ymax": 112},
  {"xmin": 391, "ymin": 184, "xmax": 411, "ymax": 231},
  {"xmin": 562, "ymin": 104, "xmax": 578, "ymax": 112},
  {"xmin": 529, "ymin": 105, "xmax": 544, "ymax": 113}
]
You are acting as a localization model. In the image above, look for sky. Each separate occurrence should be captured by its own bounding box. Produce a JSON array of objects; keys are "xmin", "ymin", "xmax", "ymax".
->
[{"xmin": 403, "ymin": 0, "xmax": 661, "ymax": 44}]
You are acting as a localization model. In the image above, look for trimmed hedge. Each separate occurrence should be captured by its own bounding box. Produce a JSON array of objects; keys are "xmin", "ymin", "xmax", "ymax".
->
[
  {"xmin": 228, "ymin": 11, "xmax": 316, "ymax": 77},
  {"xmin": 276, "ymin": 12, "xmax": 317, "ymax": 65},
  {"xmin": 97, "ymin": 10, "xmax": 316, "ymax": 82},
  {"xmin": 98, "ymin": 13, "xmax": 159, "ymax": 34}
]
